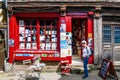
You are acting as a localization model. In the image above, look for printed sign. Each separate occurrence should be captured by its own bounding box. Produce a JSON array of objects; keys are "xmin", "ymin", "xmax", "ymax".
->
[
  {"xmin": 16, "ymin": 54, "xmax": 33, "ymax": 57},
  {"xmin": 60, "ymin": 24, "xmax": 66, "ymax": 32},
  {"xmin": 61, "ymin": 49, "xmax": 67, "ymax": 57},
  {"xmin": 8, "ymin": 39, "xmax": 14, "ymax": 46},
  {"xmin": 98, "ymin": 59, "xmax": 118, "ymax": 80},
  {"xmin": 60, "ymin": 33, "xmax": 66, "ymax": 40},
  {"xmin": 60, "ymin": 20, "xmax": 66, "ymax": 32},
  {"xmin": 60, "ymin": 40, "xmax": 67, "ymax": 49}
]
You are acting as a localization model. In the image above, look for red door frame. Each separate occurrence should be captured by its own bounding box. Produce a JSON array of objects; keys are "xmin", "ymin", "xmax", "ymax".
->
[{"xmin": 66, "ymin": 12, "xmax": 94, "ymax": 64}]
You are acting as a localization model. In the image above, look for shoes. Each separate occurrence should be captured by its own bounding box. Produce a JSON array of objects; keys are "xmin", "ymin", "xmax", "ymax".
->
[{"xmin": 82, "ymin": 76, "xmax": 88, "ymax": 79}]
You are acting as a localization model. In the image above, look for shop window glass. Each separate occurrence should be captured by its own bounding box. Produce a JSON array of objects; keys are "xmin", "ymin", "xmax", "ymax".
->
[
  {"xmin": 25, "ymin": 20, "xmax": 30, "ymax": 26},
  {"xmin": 19, "ymin": 19, "xmax": 58, "ymax": 50},
  {"xmin": 52, "ymin": 20, "xmax": 56, "ymax": 26},
  {"xmin": 40, "ymin": 20, "xmax": 44, "ymax": 26},
  {"xmin": 39, "ymin": 19, "xmax": 57, "ymax": 50},
  {"xmin": 114, "ymin": 27, "xmax": 120, "ymax": 43},
  {"xmin": 32, "ymin": 20, "xmax": 36, "ymax": 26},
  {"xmin": 103, "ymin": 26, "xmax": 111, "ymax": 43},
  {"xmin": 19, "ymin": 20, "xmax": 37, "ymax": 49},
  {"xmin": 46, "ymin": 20, "xmax": 51, "ymax": 26}
]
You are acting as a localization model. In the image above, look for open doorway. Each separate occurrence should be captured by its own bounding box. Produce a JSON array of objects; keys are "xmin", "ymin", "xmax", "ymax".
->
[{"xmin": 72, "ymin": 18, "xmax": 87, "ymax": 63}]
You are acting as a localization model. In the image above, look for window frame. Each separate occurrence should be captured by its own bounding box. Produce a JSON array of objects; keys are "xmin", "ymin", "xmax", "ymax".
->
[{"xmin": 18, "ymin": 18, "xmax": 59, "ymax": 51}]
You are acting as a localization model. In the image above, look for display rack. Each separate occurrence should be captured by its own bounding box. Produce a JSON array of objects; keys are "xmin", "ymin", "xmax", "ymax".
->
[
  {"xmin": 19, "ymin": 20, "xmax": 37, "ymax": 49},
  {"xmin": 72, "ymin": 19, "xmax": 87, "ymax": 56},
  {"xmin": 39, "ymin": 20, "xmax": 57, "ymax": 50},
  {"xmin": 16, "ymin": 19, "xmax": 60, "ymax": 61}
]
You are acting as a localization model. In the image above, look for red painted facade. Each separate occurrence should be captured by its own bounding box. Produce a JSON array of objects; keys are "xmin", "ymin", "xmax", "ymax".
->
[{"xmin": 9, "ymin": 12, "xmax": 94, "ymax": 64}]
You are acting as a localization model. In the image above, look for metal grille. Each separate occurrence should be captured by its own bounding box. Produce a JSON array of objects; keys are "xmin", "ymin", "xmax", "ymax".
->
[
  {"xmin": 114, "ymin": 26, "xmax": 120, "ymax": 43},
  {"xmin": 103, "ymin": 26, "xmax": 111, "ymax": 43}
]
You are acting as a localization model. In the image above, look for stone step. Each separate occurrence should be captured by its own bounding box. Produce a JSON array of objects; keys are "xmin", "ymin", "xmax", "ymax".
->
[{"xmin": 42, "ymin": 66, "xmax": 59, "ymax": 72}]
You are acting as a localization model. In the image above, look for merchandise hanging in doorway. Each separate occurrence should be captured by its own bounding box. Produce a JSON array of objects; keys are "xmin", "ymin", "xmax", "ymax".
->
[{"xmin": 72, "ymin": 18, "xmax": 87, "ymax": 57}]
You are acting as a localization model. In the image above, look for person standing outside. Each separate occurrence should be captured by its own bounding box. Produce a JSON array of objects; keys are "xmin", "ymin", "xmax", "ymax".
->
[{"xmin": 81, "ymin": 40, "xmax": 91, "ymax": 79}]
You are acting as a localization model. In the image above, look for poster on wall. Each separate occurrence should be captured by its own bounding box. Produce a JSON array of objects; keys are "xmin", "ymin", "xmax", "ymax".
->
[
  {"xmin": 66, "ymin": 32, "xmax": 72, "ymax": 56},
  {"xmin": 88, "ymin": 33, "xmax": 93, "ymax": 47},
  {"xmin": 67, "ymin": 49, "xmax": 72, "ymax": 56},
  {"xmin": 8, "ymin": 39, "xmax": 14, "ymax": 46},
  {"xmin": 60, "ymin": 33, "xmax": 66, "ymax": 40},
  {"xmin": 60, "ymin": 19, "xmax": 66, "ymax": 32},
  {"xmin": 61, "ymin": 49, "xmax": 67, "ymax": 57},
  {"xmin": 66, "ymin": 32, "xmax": 72, "ymax": 45},
  {"xmin": 60, "ymin": 40, "xmax": 67, "ymax": 49},
  {"xmin": 60, "ymin": 24, "xmax": 66, "ymax": 32}
]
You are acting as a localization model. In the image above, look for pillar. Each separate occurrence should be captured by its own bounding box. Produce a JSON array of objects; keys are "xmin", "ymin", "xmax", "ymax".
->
[{"xmin": 94, "ymin": 7, "xmax": 103, "ymax": 64}]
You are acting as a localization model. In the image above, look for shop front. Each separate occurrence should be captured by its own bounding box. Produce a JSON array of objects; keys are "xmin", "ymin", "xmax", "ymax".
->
[
  {"xmin": 9, "ymin": 12, "xmax": 61, "ymax": 63},
  {"xmin": 8, "ymin": 11, "xmax": 94, "ymax": 64}
]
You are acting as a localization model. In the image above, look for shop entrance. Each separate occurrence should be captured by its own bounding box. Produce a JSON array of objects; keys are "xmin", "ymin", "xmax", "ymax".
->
[{"xmin": 72, "ymin": 18, "xmax": 87, "ymax": 60}]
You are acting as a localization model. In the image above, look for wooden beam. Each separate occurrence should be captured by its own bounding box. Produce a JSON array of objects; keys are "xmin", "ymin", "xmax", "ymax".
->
[
  {"xmin": 103, "ymin": 21, "xmax": 120, "ymax": 25},
  {"xmin": 7, "ymin": 0, "xmax": 120, "ymax": 3},
  {"xmin": 102, "ymin": 13, "xmax": 120, "ymax": 16},
  {"xmin": 7, "ymin": 2, "xmax": 120, "ymax": 8}
]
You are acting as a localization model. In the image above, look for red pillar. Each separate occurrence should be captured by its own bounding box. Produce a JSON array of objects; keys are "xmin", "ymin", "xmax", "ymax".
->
[
  {"xmin": 9, "ymin": 15, "xmax": 16, "ymax": 63},
  {"xmin": 87, "ymin": 16, "xmax": 94, "ymax": 64}
]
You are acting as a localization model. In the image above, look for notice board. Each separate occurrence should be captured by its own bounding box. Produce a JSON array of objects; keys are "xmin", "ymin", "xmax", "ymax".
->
[{"xmin": 98, "ymin": 59, "xmax": 118, "ymax": 80}]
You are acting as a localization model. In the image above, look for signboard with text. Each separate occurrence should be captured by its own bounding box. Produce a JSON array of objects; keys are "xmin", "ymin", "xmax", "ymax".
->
[{"xmin": 98, "ymin": 59, "xmax": 118, "ymax": 80}]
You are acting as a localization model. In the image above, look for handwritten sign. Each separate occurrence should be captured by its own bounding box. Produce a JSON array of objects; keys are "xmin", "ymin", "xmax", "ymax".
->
[{"xmin": 98, "ymin": 59, "xmax": 118, "ymax": 80}]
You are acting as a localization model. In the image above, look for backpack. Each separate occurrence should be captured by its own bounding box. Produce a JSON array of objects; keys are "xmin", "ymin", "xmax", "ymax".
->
[{"xmin": 86, "ymin": 47, "xmax": 93, "ymax": 57}]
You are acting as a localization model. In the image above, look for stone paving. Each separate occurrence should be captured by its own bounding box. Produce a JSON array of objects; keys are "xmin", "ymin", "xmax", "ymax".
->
[
  {"xmin": 0, "ymin": 64, "xmax": 120, "ymax": 80},
  {"xmin": 0, "ymin": 70, "xmax": 120, "ymax": 80}
]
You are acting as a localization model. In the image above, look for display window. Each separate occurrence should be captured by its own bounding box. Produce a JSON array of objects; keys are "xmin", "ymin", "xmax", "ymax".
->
[{"xmin": 18, "ymin": 19, "xmax": 58, "ymax": 50}]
